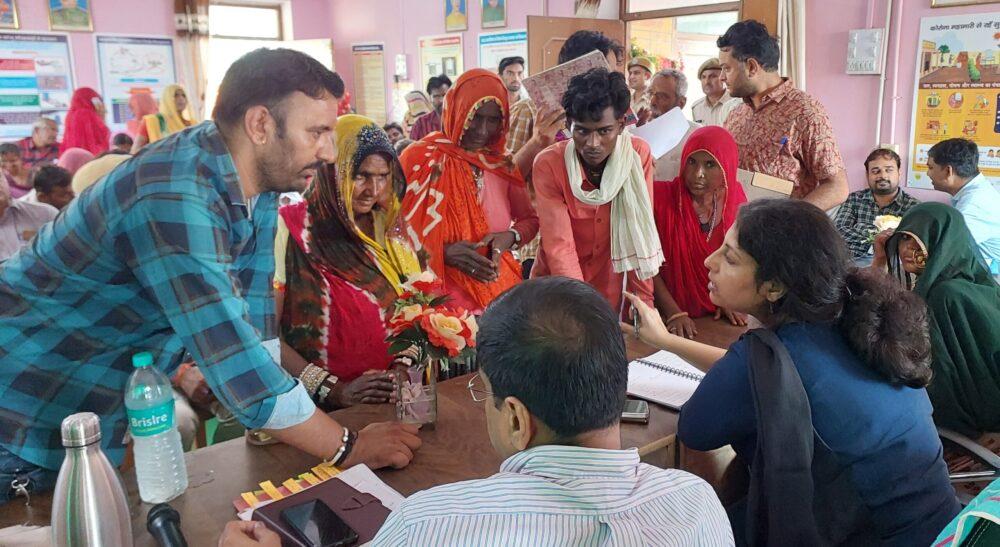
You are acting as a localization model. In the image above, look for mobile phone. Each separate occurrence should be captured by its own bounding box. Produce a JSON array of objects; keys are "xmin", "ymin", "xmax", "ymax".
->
[
  {"xmin": 280, "ymin": 499, "xmax": 359, "ymax": 547},
  {"xmin": 622, "ymin": 398, "xmax": 650, "ymax": 423}
]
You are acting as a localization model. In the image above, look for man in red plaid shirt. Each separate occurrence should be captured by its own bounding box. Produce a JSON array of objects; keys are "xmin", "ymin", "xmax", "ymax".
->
[{"xmin": 16, "ymin": 118, "xmax": 60, "ymax": 169}]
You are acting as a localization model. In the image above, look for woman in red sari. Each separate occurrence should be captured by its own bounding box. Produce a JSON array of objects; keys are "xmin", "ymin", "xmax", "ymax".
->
[
  {"xmin": 60, "ymin": 87, "xmax": 110, "ymax": 156},
  {"xmin": 653, "ymin": 125, "xmax": 748, "ymax": 338}
]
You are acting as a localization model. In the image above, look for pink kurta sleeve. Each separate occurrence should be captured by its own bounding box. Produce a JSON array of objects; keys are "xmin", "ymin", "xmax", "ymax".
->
[
  {"xmin": 626, "ymin": 137, "xmax": 656, "ymax": 308},
  {"xmin": 533, "ymin": 149, "xmax": 585, "ymax": 281},
  {"xmin": 507, "ymin": 178, "xmax": 539, "ymax": 246}
]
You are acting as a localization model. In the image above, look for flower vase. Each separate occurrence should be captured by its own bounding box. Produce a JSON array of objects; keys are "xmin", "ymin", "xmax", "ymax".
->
[{"xmin": 396, "ymin": 358, "xmax": 439, "ymax": 429}]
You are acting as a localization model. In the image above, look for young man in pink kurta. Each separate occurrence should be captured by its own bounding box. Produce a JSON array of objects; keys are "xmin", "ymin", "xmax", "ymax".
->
[{"xmin": 530, "ymin": 69, "xmax": 656, "ymax": 314}]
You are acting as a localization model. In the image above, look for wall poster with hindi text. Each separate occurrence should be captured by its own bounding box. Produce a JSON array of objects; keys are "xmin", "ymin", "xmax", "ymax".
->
[
  {"xmin": 352, "ymin": 43, "xmax": 387, "ymax": 125},
  {"xmin": 96, "ymin": 34, "xmax": 176, "ymax": 136},
  {"xmin": 418, "ymin": 34, "xmax": 463, "ymax": 90},
  {"xmin": 478, "ymin": 30, "xmax": 527, "ymax": 74},
  {"xmin": 908, "ymin": 13, "xmax": 1000, "ymax": 188},
  {"xmin": 0, "ymin": 31, "xmax": 74, "ymax": 140}
]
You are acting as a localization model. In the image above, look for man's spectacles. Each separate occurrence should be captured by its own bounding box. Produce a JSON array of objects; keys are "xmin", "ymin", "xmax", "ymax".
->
[{"xmin": 467, "ymin": 373, "xmax": 493, "ymax": 403}]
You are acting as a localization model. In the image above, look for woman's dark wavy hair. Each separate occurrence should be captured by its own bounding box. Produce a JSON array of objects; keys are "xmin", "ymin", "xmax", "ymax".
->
[{"xmin": 737, "ymin": 200, "xmax": 932, "ymax": 388}]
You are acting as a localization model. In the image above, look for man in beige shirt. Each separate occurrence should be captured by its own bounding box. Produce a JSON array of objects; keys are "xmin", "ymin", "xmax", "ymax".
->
[
  {"xmin": 690, "ymin": 58, "xmax": 739, "ymax": 127},
  {"xmin": 627, "ymin": 56, "xmax": 654, "ymax": 114}
]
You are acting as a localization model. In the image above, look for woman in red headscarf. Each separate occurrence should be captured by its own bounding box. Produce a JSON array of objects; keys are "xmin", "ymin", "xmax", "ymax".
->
[
  {"xmin": 60, "ymin": 87, "xmax": 110, "ymax": 156},
  {"xmin": 400, "ymin": 68, "xmax": 538, "ymax": 313},
  {"xmin": 653, "ymin": 125, "xmax": 748, "ymax": 338}
]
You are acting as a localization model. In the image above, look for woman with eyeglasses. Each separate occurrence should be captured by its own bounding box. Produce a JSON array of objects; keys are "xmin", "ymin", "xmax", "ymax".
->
[
  {"xmin": 875, "ymin": 202, "xmax": 1000, "ymax": 437},
  {"xmin": 274, "ymin": 115, "xmax": 423, "ymax": 410}
]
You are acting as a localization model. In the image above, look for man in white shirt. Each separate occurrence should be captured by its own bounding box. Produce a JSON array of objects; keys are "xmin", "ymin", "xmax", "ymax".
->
[
  {"xmin": 372, "ymin": 277, "xmax": 733, "ymax": 546},
  {"xmin": 926, "ymin": 138, "xmax": 1000, "ymax": 265},
  {"xmin": 0, "ymin": 174, "xmax": 57, "ymax": 261},
  {"xmin": 640, "ymin": 68, "xmax": 701, "ymax": 182},
  {"xmin": 690, "ymin": 58, "xmax": 740, "ymax": 127}
]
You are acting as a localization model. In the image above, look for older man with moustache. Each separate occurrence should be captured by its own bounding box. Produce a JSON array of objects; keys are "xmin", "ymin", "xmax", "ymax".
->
[
  {"xmin": 637, "ymin": 68, "xmax": 700, "ymax": 183},
  {"xmin": 690, "ymin": 58, "xmax": 739, "ymax": 127},
  {"xmin": 16, "ymin": 117, "xmax": 60, "ymax": 169}
]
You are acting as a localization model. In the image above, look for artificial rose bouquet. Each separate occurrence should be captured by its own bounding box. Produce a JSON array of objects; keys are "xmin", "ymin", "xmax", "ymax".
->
[
  {"xmin": 873, "ymin": 214, "xmax": 902, "ymax": 232},
  {"xmin": 867, "ymin": 214, "xmax": 903, "ymax": 245},
  {"xmin": 386, "ymin": 272, "xmax": 478, "ymax": 363}
]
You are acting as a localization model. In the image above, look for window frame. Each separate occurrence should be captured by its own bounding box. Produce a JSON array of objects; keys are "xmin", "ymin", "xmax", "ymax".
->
[
  {"xmin": 619, "ymin": 0, "xmax": 741, "ymax": 22},
  {"xmin": 208, "ymin": 2, "xmax": 285, "ymax": 41}
]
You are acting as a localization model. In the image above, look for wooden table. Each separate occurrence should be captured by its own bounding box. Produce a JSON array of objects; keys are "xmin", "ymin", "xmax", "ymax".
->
[{"xmin": 0, "ymin": 317, "xmax": 745, "ymax": 545}]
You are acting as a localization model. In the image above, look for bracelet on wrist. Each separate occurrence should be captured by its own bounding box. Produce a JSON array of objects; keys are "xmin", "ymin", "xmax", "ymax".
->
[
  {"xmin": 665, "ymin": 311, "xmax": 689, "ymax": 325},
  {"xmin": 316, "ymin": 374, "xmax": 339, "ymax": 406},
  {"xmin": 298, "ymin": 364, "xmax": 330, "ymax": 401},
  {"xmin": 325, "ymin": 426, "xmax": 353, "ymax": 467}
]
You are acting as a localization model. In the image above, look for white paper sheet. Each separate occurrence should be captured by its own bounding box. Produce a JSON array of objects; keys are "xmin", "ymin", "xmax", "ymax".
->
[{"xmin": 631, "ymin": 107, "xmax": 690, "ymax": 159}]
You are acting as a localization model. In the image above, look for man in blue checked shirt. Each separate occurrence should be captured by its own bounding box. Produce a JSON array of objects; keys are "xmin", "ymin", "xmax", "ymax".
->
[
  {"xmin": 0, "ymin": 48, "xmax": 420, "ymax": 503},
  {"xmin": 371, "ymin": 277, "xmax": 732, "ymax": 546}
]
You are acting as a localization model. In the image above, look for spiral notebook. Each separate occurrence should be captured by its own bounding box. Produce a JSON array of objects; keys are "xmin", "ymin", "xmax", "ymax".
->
[{"xmin": 627, "ymin": 351, "xmax": 705, "ymax": 410}]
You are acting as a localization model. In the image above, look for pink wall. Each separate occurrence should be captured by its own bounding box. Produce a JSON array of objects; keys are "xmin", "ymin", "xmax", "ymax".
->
[
  {"xmin": 8, "ymin": 0, "xmax": 330, "ymax": 91},
  {"xmin": 290, "ymin": 0, "xmax": 333, "ymax": 40},
  {"xmin": 806, "ymin": 0, "xmax": 991, "ymax": 202},
  {"xmin": 329, "ymin": 0, "xmax": 578, "ymax": 118}
]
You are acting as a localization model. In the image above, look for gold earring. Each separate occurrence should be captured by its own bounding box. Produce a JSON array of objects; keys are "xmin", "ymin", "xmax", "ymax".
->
[{"xmin": 913, "ymin": 249, "xmax": 927, "ymax": 268}]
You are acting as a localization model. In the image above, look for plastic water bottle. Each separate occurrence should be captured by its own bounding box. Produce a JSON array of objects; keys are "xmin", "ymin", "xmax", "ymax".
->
[{"xmin": 125, "ymin": 351, "xmax": 188, "ymax": 503}]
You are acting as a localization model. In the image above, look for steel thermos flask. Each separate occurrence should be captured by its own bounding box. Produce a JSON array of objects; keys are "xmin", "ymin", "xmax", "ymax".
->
[{"xmin": 51, "ymin": 412, "xmax": 133, "ymax": 546}]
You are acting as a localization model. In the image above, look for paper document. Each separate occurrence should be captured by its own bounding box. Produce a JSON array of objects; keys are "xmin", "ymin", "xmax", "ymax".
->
[
  {"xmin": 631, "ymin": 107, "xmax": 689, "ymax": 158},
  {"xmin": 522, "ymin": 50, "xmax": 609, "ymax": 115},
  {"xmin": 737, "ymin": 168, "xmax": 795, "ymax": 201},
  {"xmin": 627, "ymin": 350, "xmax": 705, "ymax": 410}
]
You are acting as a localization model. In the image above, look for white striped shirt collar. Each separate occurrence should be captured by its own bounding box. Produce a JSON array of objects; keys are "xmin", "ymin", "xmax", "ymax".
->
[{"xmin": 500, "ymin": 445, "xmax": 641, "ymax": 479}]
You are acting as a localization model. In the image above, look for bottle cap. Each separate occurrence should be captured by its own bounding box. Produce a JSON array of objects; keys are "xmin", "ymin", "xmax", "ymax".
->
[
  {"xmin": 132, "ymin": 352, "xmax": 154, "ymax": 368},
  {"xmin": 61, "ymin": 412, "xmax": 102, "ymax": 447}
]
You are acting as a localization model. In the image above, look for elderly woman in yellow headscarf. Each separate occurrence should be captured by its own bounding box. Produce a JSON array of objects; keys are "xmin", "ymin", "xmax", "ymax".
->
[
  {"xmin": 274, "ymin": 114, "xmax": 423, "ymax": 409},
  {"xmin": 130, "ymin": 84, "xmax": 197, "ymax": 152}
]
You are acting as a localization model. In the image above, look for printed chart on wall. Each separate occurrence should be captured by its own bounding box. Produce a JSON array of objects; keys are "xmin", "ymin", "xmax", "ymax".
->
[
  {"xmin": 418, "ymin": 34, "xmax": 463, "ymax": 90},
  {"xmin": 352, "ymin": 43, "xmax": 387, "ymax": 125},
  {"xmin": 0, "ymin": 32, "xmax": 74, "ymax": 140},
  {"xmin": 479, "ymin": 30, "xmax": 527, "ymax": 74},
  {"xmin": 96, "ymin": 35, "xmax": 177, "ymax": 136},
  {"xmin": 908, "ymin": 13, "xmax": 1000, "ymax": 188}
]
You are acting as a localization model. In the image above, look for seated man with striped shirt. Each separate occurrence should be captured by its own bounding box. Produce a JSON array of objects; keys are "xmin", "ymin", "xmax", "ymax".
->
[{"xmin": 372, "ymin": 277, "xmax": 733, "ymax": 546}]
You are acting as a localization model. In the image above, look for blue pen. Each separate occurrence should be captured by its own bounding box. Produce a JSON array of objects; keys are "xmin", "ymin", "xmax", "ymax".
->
[{"xmin": 766, "ymin": 136, "xmax": 790, "ymax": 174}]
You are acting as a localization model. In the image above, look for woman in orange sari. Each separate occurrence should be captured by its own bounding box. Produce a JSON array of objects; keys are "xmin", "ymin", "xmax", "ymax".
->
[
  {"xmin": 653, "ymin": 125, "xmax": 748, "ymax": 338},
  {"xmin": 400, "ymin": 68, "xmax": 538, "ymax": 313}
]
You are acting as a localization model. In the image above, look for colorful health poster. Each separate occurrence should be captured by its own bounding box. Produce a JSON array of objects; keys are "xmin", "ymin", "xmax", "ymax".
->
[
  {"xmin": 418, "ymin": 34, "xmax": 463, "ymax": 90},
  {"xmin": 96, "ymin": 35, "xmax": 177, "ymax": 136},
  {"xmin": 908, "ymin": 13, "xmax": 1000, "ymax": 189},
  {"xmin": 0, "ymin": 31, "xmax": 74, "ymax": 140},
  {"xmin": 478, "ymin": 29, "xmax": 527, "ymax": 74}
]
